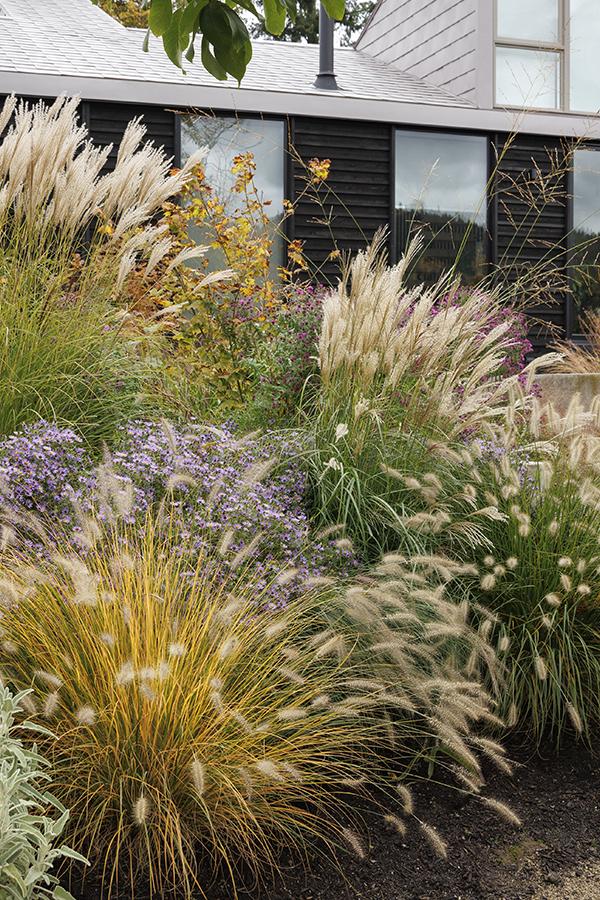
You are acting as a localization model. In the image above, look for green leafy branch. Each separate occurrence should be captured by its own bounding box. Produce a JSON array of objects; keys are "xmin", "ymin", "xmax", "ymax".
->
[{"xmin": 135, "ymin": 0, "xmax": 345, "ymax": 81}]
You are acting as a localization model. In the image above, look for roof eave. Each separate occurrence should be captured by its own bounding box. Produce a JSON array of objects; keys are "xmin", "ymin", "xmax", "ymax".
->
[{"xmin": 2, "ymin": 70, "xmax": 600, "ymax": 140}]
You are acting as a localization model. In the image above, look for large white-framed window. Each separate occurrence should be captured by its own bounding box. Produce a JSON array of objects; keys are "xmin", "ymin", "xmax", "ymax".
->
[{"xmin": 495, "ymin": 0, "xmax": 600, "ymax": 114}]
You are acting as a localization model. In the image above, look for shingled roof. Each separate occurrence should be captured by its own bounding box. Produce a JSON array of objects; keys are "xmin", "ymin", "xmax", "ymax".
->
[{"xmin": 0, "ymin": 0, "xmax": 473, "ymax": 108}]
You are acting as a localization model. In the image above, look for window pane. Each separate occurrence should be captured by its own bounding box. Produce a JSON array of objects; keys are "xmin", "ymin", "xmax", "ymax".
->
[
  {"xmin": 497, "ymin": 0, "xmax": 558, "ymax": 42},
  {"xmin": 395, "ymin": 131, "xmax": 488, "ymax": 285},
  {"xmin": 570, "ymin": 0, "xmax": 600, "ymax": 112},
  {"xmin": 496, "ymin": 46, "xmax": 560, "ymax": 109},
  {"xmin": 180, "ymin": 116, "xmax": 285, "ymax": 267},
  {"xmin": 571, "ymin": 148, "xmax": 600, "ymax": 326}
]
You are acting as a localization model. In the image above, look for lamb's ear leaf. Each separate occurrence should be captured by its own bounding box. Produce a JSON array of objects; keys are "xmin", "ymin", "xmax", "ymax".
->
[
  {"xmin": 53, "ymin": 888, "xmax": 77, "ymax": 900},
  {"xmin": 263, "ymin": 0, "xmax": 287, "ymax": 34},
  {"xmin": 322, "ymin": 0, "xmax": 345, "ymax": 21},
  {"xmin": 142, "ymin": 27, "xmax": 151, "ymax": 52},
  {"xmin": 148, "ymin": 0, "xmax": 173, "ymax": 36},
  {"xmin": 201, "ymin": 35, "xmax": 228, "ymax": 81}
]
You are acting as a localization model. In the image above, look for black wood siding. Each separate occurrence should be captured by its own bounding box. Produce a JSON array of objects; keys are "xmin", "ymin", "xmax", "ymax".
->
[
  {"xmin": 0, "ymin": 91, "xmax": 579, "ymax": 352},
  {"xmin": 289, "ymin": 117, "xmax": 392, "ymax": 282},
  {"xmin": 493, "ymin": 134, "xmax": 569, "ymax": 351},
  {"xmin": 84, "ymin": 101, "xmax": 177, "ymax": 171}
]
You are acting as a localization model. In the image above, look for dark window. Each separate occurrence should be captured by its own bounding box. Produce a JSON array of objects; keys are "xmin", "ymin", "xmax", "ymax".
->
[
  {"xmin": 571, "ymin": 147, "xmax": 600, "ymax": 326},
  {"xmin": 395, "ymin": 130, "xmax": 488, "ymax": 285},
  {"xmin": 180, "ymin": 115, "xmax": 285, "ymax": 267}
]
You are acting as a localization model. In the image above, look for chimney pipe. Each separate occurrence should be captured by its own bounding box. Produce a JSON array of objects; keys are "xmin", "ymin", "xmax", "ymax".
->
[{"xmin": 314, "ymin": 3, "xmax": 338, "ymax": 90}]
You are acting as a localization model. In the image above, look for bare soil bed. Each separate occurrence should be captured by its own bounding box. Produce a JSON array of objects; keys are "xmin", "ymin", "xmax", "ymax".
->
[{"xmin": 69, "ymin": 741, "xmax": 600, "ymax": 900}]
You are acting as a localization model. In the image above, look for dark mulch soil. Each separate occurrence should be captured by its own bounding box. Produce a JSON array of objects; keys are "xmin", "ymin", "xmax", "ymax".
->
[{"xmin": 68, "ymin": 741, "xmax": 600, "ymax": 900}]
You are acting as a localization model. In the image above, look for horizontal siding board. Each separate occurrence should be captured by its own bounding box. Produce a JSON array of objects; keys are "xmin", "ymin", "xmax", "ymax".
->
[
  {"xmin": 87, "ymin": 101, "xmax": 176, "ymax": 171},
  {"xmin": 291, "ymin": 116, "xmax": 392, "ymax": 282}
]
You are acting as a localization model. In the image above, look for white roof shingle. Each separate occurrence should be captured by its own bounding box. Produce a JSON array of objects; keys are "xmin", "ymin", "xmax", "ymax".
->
[{"xmin": 0, "ymin": 0, "xmax": 473, "ymax": 109}]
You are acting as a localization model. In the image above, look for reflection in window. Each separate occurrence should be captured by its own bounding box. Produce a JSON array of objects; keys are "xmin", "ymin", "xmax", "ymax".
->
[
  {"xmin": 395, "ymin": 131, "xmax": 488, "ymax": 285},
  {"xmin": 571, "ymin": 148, "xmax": 600, "ymax": 327},
  {"xmin": 180, "ymin": 115, "xmax": 285, "ymax": 267},
  {"xmin": 496, "ymin": 47, "xmax": 560, "ymax": 109},
  {"xmin": 570, "ymin": 0, "xmax": 600, "ymax": 113},
  {"xmin": 497, "ymin": 0, "xmax": 558, "ymax": 43}
]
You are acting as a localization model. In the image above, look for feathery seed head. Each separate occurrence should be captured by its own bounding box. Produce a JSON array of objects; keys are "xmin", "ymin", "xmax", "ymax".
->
[
  {"xmin": 76, "ymin": 705, "xmax": 96, "ymax": 726},
  {"xmin": 191, "ymin": 758, "xmax": 206, "ymax": 796},
  {"xmin": 396, "ymin": 783, "xmax": 414, "ymax": 815},
  {"xmin": 534, "ymin": 656, "xmax": 548, "ymax": 681},
  {"xmin": 255, "ymin": 759, "xmax": 282, "ymax": 781},
  {"xmin": 115, "ymin": 661, "xmax": 135, "ymax": 686},
  {"xmin": 43, "ymin": 691, "xmax": 59, "ymax": 718},
  {"xmin": 481, "ymin": 797, "xmax": 521, "ymax": 827},
  {"xmin": 341, "ymin": 828, "xmax": 366, "ymax": 860},
  {"xmin": 560, "ymin": 574, "xmax": 572, "ymax": 592},
  {"xmin": 383, "ymin": 814, "xmax": 406, "ymax": 836},
  {"xmin": 420, "ymin": 822, "xmax": 448, "ymax": 859},
  {"xmin": 566, "ymin": 702, "xmax": 583, "ymax": 734},
  {"xmin": 133, "ymin": 795, "xmax": 149, "ymax": 826}
]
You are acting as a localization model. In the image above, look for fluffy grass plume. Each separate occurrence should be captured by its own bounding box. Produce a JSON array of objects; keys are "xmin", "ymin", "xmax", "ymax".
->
[
  {"xmin": 307, "ymin": 235, "xmax": 554, "ymax": 562},
  {"xmin": 0, "ymin": 96, "xmax": 207, "ymax": 444}
]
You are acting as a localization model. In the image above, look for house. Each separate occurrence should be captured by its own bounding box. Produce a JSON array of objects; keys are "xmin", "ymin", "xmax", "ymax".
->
[{"xmin": 1, "ymin": 0, "xmax": 600, "ymax": 350}]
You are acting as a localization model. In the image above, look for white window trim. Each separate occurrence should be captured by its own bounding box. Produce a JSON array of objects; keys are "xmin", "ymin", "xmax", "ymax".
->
[{"xmin": 493, "ymin": 0, "xmax": 595, "ymax": 115}]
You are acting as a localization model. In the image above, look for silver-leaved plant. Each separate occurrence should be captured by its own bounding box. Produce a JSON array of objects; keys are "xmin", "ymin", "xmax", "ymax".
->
[{"xmin": 0, "ymin": 686, "xmax": 87, "ymax": 900}]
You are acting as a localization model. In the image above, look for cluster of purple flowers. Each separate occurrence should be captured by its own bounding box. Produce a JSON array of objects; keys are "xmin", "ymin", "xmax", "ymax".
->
[
  {"xmin": 481, "ymin": 308, "xmax": 533, "ymax": 380},
  {"xmin": 472, "ymin": 436, "xmax": 534, "ymax": 488},
  {"xmin": 0, "ymin": 422, "xmax": 90, "ymax": 520},
  {"xmin": 0, "ymin": 419, "xmax": 356, "ymax": 607}
]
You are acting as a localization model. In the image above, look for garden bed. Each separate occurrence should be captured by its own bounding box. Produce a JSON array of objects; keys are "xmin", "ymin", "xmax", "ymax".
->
[
  {"xmin": 4, "ymin": 97, "xmax": 600, "ymax": 900},
  {"xmin": 67, "ymin": 742, "xmax": 600, "ymax": 900},
  {"xmin": 215, "ymin": 743, "xmax": 600, "ymax": 900}
]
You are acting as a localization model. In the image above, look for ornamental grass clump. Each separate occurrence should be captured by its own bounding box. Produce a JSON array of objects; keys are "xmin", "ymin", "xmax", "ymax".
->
[
  {"xmin": 552, "ymin": 309, "xmax": 600, "ymax": 373},
  {"xmin": 309, "ymin": 234, "xmax": 552, "ymax": 562},
  {"xmin": 0, "ymin": 95, "xmax": 208, "ymax": 444},
  {"xmin": 0, "ymin": 516, "xmax": 380, "ymax": 898},
  {"xmin": 0, "ymin": 500, "xmax": 515, "ymax": 897},
  {"xmin": 454, "ymin": 397, "xmax": 600, "ymax": 744}
]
